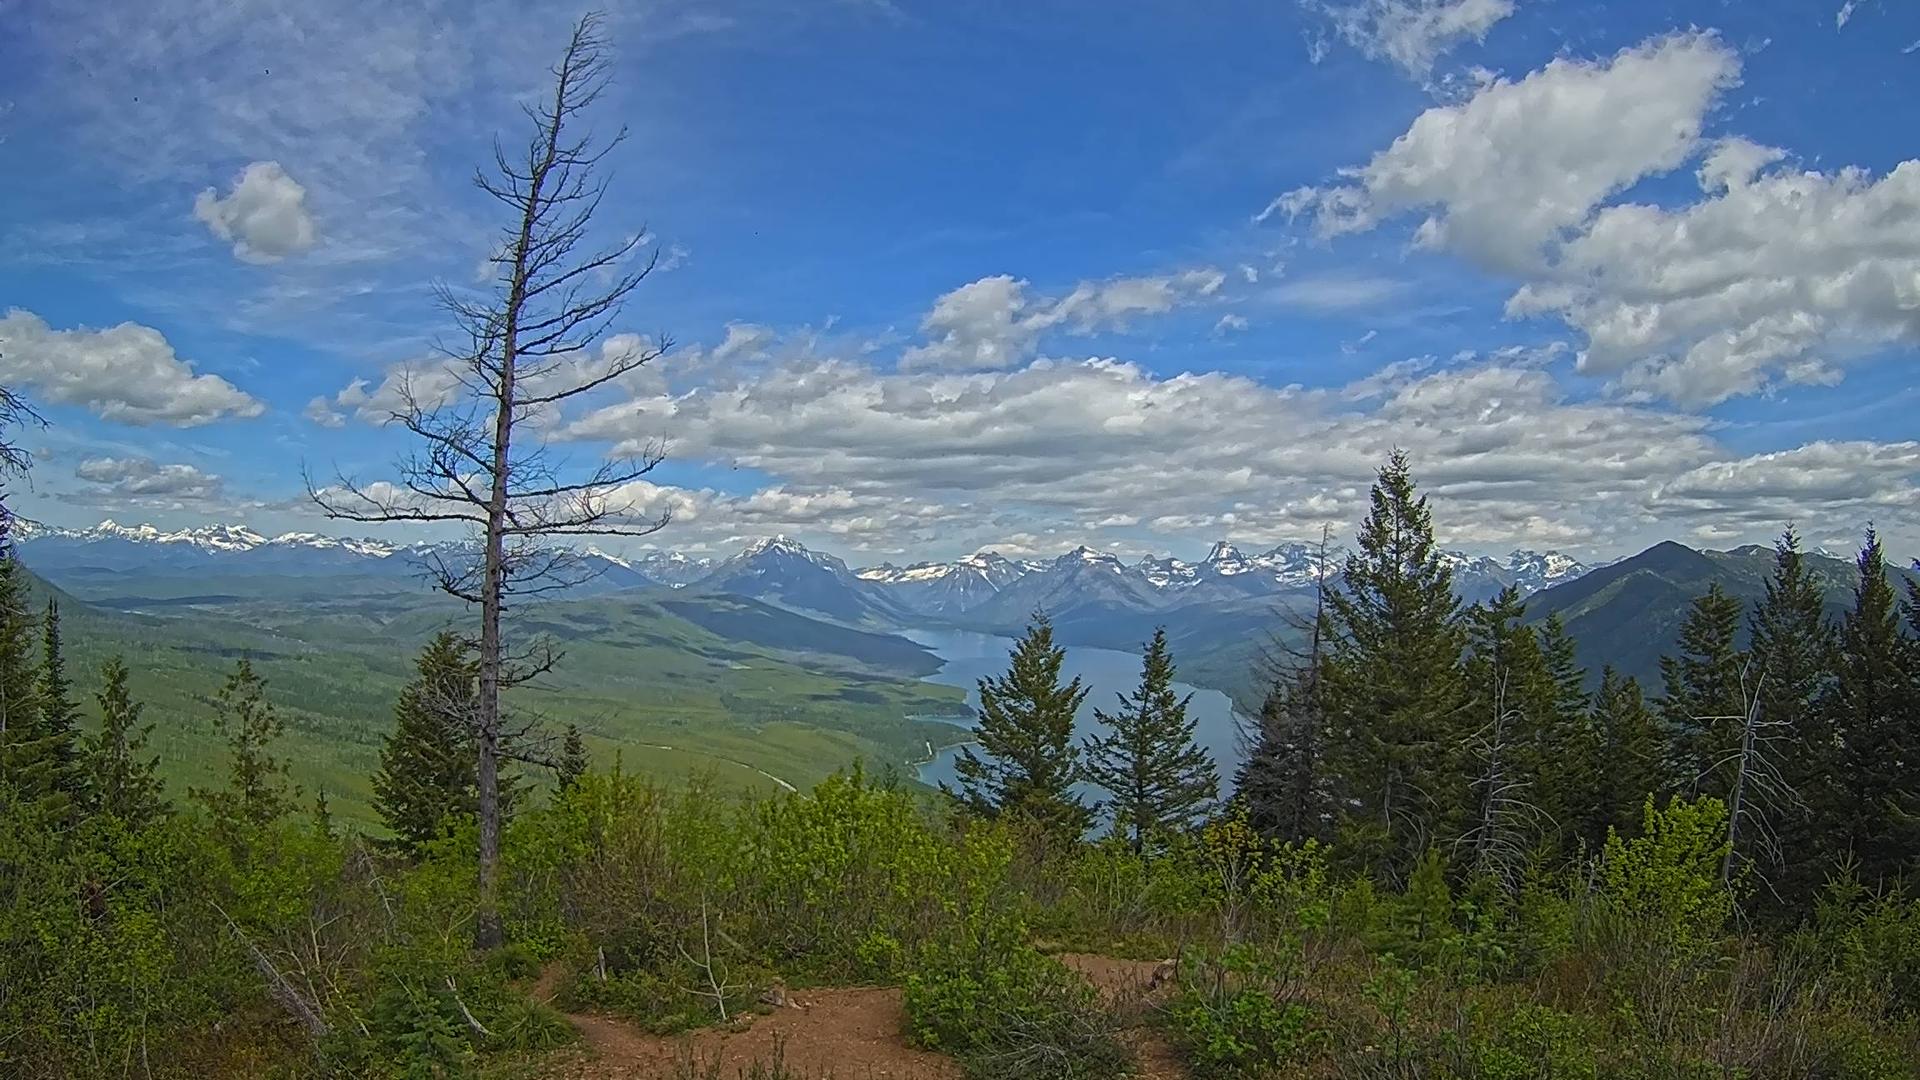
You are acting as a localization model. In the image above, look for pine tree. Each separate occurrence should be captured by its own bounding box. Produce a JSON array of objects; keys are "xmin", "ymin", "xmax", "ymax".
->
[
  {"xmin": 1239, "ymin": 529, "xmax": 1336, "ymax": 843},
  {"xmin": 86, "ymin": 656, "xmax": 166, "ymax": 827},
  {"xmin": 36, "ymin": 598, "xmax": 82, "ymax": 802},
  {"xmin": 949, "ymin": 612, "xmax": 1091, "ymax": 837},
  {"xmin": 1657, "ymin": 584, "xmax": 1748, "ymax": 798},
  {"xmin": 374, "ymin": 631, "xmax": 489, "ymax": 850},
  {"xmin": 1584, "ymin": 668, "xmax": 1660, "ymax": 847},
  {"xmin": 0, "ymin": 536, "xmax": 64, "ymax": 824},
  {"xmin": 1322, "ymin": 450, "xmax": 1469, "ymax": 881},
  {"xmin": 191, "ymin": 657, "xmax": 297, "ymax": 832},
  {"xmin": 1083, "ymin": 628, "xmax": 1217, "ymax": 852},
  {"xmin": 1748, "ymin": 527, "xmax": 1837, "ymax": 903},
  {"xmin": 557, "ymin": 723, "xmax": 589, "ymax": 791},
  {"xmin": 1823, "ymin": 529, "xmax": 1920, "ymax": 885},
  {"xmin": 1532, "ymin": 614, "xmax": 1593, "ymax": 837}
]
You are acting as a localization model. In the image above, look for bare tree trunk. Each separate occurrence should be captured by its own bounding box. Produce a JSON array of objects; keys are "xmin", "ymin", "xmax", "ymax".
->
[{"xmin": 307, "ymin": 13, "xmax": 672, "ymax": 952}]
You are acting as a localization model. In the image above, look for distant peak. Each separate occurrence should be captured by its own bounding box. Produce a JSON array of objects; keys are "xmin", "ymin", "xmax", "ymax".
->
[
  {"xmin": 1203, "ymin": 540, "xmax": 1243, "ymax": 563},
  {"xmin": 742, "ymin": 534, "xmax": 807, "ymax": 556}
]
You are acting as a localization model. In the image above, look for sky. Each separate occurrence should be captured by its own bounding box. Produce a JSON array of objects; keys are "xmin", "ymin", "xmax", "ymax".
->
[{"xmin": 1, "ymin": 0, "xmax": 1917, "ymax": 564}]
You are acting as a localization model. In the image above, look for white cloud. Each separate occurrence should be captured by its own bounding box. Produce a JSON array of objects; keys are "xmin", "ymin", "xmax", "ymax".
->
[
  {"xmin": 193, "ymin": 161, "xmax": 317, "ymax": 262},
  {"xmin": 1213, "ymin": 314, "xmax": 1251, "ymax": 336},
  {"xmin": 1269, "ymin": 274, "xmax": 1405, "ymax": 311},
  {"xmin": 1509, "ymin": 154, "xmax": 1920, "ymax": 405},
  {"xmin": 1279, "ymin": 31, "xmax": 1920, "ymax": 406},
  {"xmin": 1305, "ymin": 0, "xmax": 1516, "ymax": 78},
  {"xmin": 1277, "ymin": 31, "xmax": 1741, "ymax": 272},
  {"xmin": 304, "ymin": 395, "xmax": 348, "ymax": 428},
  {"xmin": 0, "ymin": 309, "xmax": 264, "ymax": 426},
  {"xmin": 550, "ymin": 325, "xmax": 1920, "ymax": 556},
  {"xmin": 74, "ymin": 456, "xmax": 225, "ymax": 502},
  {"xmin": 901, "ymin": 269, "xmax": 1226, "ymax": 371}
]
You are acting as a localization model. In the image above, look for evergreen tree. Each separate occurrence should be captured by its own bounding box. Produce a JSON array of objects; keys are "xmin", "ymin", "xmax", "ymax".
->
[
  {"xmin": 0, "ymin": 536, "xmax": 63, "ymax": 823},
  {"xmin": 1083, "ymin": 628, "xmax": 1217, "ymax": 852},
  {"xmin": 36, "ymin": 598, "xmax": 82, "ymax": 801},
  {"xmin": 949, "ymin": 612, "xmax": 1091, "ymax": 837},
  {"xmin": 191, "ymin": 657, "xmax": 297, "ymax": 831},
  {"xmin": 1748, "ymin": 527, "xmax": 1838, "ymax": 903},
  {"xmin": 1240, "ymin": 529, "xmax": 1336, "ymax": 843},
  {"xmin": 1322, "ymin": 450, "xmax": 1469, "ymax": 881},
  {"xmin": 1657, "ymin": 584, "xmax": 1748, "ymax": 798},
  {"xmin": 85, "ymin": 656, "xmax": 166, "ymax": 827},
  {"xmin": 1822, "ymin": 529, "xmax": 1920, "ymax": 885},
  {"xmin": 1584, "ymin": 668, "xmax": 1660, "ymax": 847},
  {"xmin": 1532, "ymin": 614, "xmax": 1594, "ymax": 837},
  {"xmin": 312, "ymin": 788, "xmax": 336, "ymax": 839},
  {"xmin": 557, "ymin": 723, "xmax": 589, "ymax": 792},
  {"xmin": 1239, "ymin": 665, "xmax": 1333, "ymax": 843},
  {"xmin": 374, "ymin": 632, "xmax": 488, "ymax": 850}
]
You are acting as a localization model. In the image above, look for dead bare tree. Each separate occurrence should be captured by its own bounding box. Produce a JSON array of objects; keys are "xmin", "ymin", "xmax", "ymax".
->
[
  {"xmin": 1697, "ymin": 665, "xmax": 1798, "ymax": 891},
  {"xmin": 1458, "ymin": 669, "xmax": 1546, "ymax": 887},
  {"xmin": 307, "ymin": 12, "xmax": 670, "ymax": 948}
]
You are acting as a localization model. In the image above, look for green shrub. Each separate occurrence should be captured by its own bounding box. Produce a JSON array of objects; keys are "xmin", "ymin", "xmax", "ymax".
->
[
  {"xmin": 1803, "ymin": 1010, "xmax": 1920, "ymax": 1080},
  {"xmin": 1461, "ymin": 1003, "xmax": 1598, "ymax": 1080},
  {"xmin": 903, "ymin": 826, "xmax": 1128, "ymax": 1079},
  {"xmin": 366, "ymin": 982, "xmax": 476, "ymax": 1079},
  {"xmin": 905, "ymin": 947, "xmax": 1128, "ymax": 1080},
  {"xmin": 1167, "ymin": 944, "xmax": 1321, "ymax": 1078}
]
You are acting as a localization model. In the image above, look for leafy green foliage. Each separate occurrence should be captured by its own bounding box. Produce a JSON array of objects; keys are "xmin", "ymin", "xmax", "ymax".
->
[
  {"xmin": 1168, "ymin": 943, "xmax": 1322, "ymax": 1078},
  {"xmin": 375, "ymin": 632, "xmax": 521, "ymax": 851},
  {"xmin": 86, "ymin": 654, "xmax": 169, "ymax": 826}
]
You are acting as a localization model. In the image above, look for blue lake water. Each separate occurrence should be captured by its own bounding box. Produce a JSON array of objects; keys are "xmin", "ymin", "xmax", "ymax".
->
[{"xmin": 905, "ymin": 628, "xmax": 1247, "ymax": 797}]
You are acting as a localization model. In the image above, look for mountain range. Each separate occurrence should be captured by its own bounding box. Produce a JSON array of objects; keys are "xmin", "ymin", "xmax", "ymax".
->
[
  {"xmin": 15, "ymin": 519, "xmax": 1588, "ymax": 620},
  {"xmin": 15, "ymin": 517, "xmax": 1917, "ymax": 705}
]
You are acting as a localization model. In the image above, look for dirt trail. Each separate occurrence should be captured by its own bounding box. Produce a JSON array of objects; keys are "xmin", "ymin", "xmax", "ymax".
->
[
  {"xmin": 543, "ymin": 980, "xmax": 960, "ymax": 1079},
  {"xmin": 1056, "ymin": 953, "xmax": 1189, "ymax": 1080},
  {"xmin": 539, "ymin": 955, "xmax": 1192, "ymax": 1079}
]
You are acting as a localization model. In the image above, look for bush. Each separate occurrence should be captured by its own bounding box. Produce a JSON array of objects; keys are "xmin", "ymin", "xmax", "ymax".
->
[
  {"xmin": 903, "ymin": 825, "xmax": 1128, "ymax": 1079},
  {"xmin": 906, "ymin": 947, "xmax": 1129, "ymax": 1080},
  {"xmin": 1167, "ymin": 944, "xmax": 1321, "ymax": 1078},
  {"xmin": 1460, "ymin": 1003, "xmax": 1598, "ymax": 1080}
]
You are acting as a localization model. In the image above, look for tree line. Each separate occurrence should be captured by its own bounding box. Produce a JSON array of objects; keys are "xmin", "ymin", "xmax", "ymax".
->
[{"xmin": 949, "ymin": 449, "xmax": 1920, "ymax": 920}]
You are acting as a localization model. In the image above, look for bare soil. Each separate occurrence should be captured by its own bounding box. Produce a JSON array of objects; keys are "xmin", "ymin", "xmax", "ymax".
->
[{"xmin": 536, "ymin": 955, "xmax": 1193, "ymax": 1080}]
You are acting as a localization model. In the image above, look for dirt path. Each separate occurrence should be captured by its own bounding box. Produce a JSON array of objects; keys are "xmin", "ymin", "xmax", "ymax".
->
[
  {"xmin": 538, "ymin": 956, "xmax": 1191, "ymax": 1079},
  {"xmin": 1055, "ymin": 954, "xmax": 1190, "ymax": 1080},
  {"xmin": 544, "ymin": 981, "xmax": 960, "ymax": 1079}
]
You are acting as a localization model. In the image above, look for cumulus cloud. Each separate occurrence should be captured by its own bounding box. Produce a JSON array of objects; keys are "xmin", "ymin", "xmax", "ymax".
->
[
  {"xmin": 1276, "ymin": 32, "xmax": 1741, "ymax": 272},
  {"xmin": 901, "ymin": 269, "xmax": 1225, "ymax": 371},
  {"xmin": 193, "ymin": 161, "xmax": 317, "ymax": 262},
  {"xmin": 1276, "ymin": 30, "xmax": 1920, "ymax": 406},
  {"xmin": 71, "ymin": 456, "xmax": 226, "ymax": 507},
  {"xmin": 546, "ymin": 321, "xmax": 1920, "ymax": 557},
  {"xmin": 1510, "ymin": 153, "xmax": 1920, "ymax": 405},
  {"xmin": 0, "ymin": 309, "xmax": 264, "ymax": 426},
  {"xmin": 1305, "ymin": 0, "xmax": 1516, "ymax": 78}
]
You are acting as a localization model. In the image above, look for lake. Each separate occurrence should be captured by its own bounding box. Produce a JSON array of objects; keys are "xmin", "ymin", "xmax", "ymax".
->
[{"xmin": 906, "ymin": 628, "xmax": 1248, "ymax": 798}]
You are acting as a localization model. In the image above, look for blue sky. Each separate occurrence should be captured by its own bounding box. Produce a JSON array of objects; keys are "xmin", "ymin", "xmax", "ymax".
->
[{"xmin": 2, "ymin": 0, "xmax": 1917, "ymax": 563}]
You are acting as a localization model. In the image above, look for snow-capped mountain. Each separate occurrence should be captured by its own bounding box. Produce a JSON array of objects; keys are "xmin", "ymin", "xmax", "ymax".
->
[
  {"xmin": 695, "ymin": 536, "xmax": 913, "ymax": 625},
  {"xmin": 11, "ymin": 519, "xmax": 1592, "ymax": 627},
  {"xmin": 12, "ymin": 518, "xmax": 663, "ymax": 589},
  {"xmin": 854, "ymin": 552, "xmax": 1039, "ymax": 615}
]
